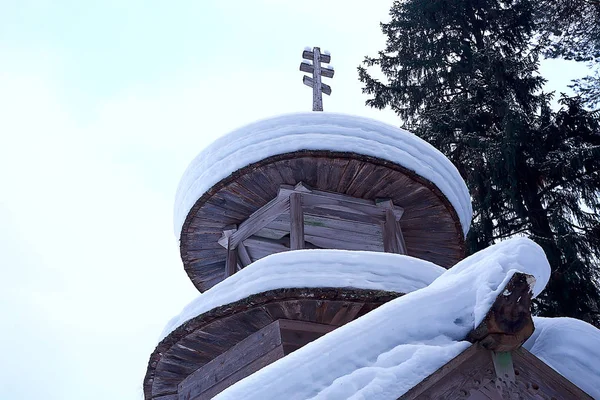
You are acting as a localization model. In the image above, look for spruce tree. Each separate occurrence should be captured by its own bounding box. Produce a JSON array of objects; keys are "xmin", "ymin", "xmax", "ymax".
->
[
  {"xmin": 359, "ymin": 0, "xmax": 600, "ymax": 325},
  {"xmin": 535, "ymin": 0, "xmax": 600, "ymax": 106}
]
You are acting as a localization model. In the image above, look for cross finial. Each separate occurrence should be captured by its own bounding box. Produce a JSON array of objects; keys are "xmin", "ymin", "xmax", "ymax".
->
[{"xmin": 300, "ymin": 47, "xmax": 334, "ymax": 111}]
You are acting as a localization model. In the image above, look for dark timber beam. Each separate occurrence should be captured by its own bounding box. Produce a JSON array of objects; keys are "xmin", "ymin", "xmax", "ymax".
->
[
  {"xmin": 280, "ymin": 184, "xmax": 404, "ymax": 220},
  {"xmin": 237, "ymin": 244, "xmax": 252, "ymax": 268},
  {"xmin": 218, "ymin": 182, "xmax": 405, "ymax": 257}
]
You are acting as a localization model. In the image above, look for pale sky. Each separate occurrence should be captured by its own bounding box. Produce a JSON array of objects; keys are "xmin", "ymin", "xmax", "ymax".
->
[{"xmin": 0, "ymin": 1, "xmax": 589, "ymax": 399}]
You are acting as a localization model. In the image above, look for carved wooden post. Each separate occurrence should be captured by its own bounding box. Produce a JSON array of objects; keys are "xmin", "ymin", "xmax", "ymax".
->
[{"xmin": 300, "ymin": 47, "xmax": 334, "ymax": 111}]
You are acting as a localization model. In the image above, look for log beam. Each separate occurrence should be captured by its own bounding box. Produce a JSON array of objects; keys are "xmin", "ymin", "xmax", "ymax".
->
[
  {"xmin": 218, "ymin": 191, "xmax": 290, "ymax": 249},
  {"xmin": 467, "ymin": 272, "xmax": 535, "ymax": 352}
]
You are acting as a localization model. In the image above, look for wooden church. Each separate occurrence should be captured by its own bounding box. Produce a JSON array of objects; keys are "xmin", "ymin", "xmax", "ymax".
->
[{"xmin": 143, "ymin": 48, "xmax": 598, "ymax": 400}]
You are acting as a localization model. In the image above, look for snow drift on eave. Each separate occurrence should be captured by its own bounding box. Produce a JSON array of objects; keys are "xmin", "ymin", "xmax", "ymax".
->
[
  {"xmin": 159, "ymin": 250, "xmax": 446, "ymax": 341},
  {"xmin": 524, "ymin": 317, "xmax": 600, "ymax": 399},
  {"xmin": 174, "ymin": 112, "xmax": 473, "ymax": 238},
  {"xmin": 213, "ymin": 238, "xmax": 553, "ymax": 400}
]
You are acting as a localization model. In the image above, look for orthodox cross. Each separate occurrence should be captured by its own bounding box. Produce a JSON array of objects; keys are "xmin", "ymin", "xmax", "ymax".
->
[{"xmin": 299, "ymin": 46, "xmax": 334, "ymax": 111}]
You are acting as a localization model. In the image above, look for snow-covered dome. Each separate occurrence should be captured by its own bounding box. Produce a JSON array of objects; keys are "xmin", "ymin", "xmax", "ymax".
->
[{"xmin": 175, "ymin": 112, "xmax": 473, "ymax": 291}]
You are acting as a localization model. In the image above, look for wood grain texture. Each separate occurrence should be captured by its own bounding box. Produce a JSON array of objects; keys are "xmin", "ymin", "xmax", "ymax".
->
[
  {"xmin": 289, "ymin": 192, "xmax": 304, "ymax": 250},
  {"xmin": 144, "ymin": 287, "xmax": 401, "ymax": 400},
  {"xmin": 400, "ymin": 344, "xmax": 593, "ymax": 400},
  {"xmin": 180, "ymin": 151, "xmax": 466, "ymax": 292},
  {"xmin": 467, "ymin": 273, "xmax": 535, "ymax": 352},
  {"xmin": 399, "ymin": 344, "xmax": 495, "ymax": 400}
]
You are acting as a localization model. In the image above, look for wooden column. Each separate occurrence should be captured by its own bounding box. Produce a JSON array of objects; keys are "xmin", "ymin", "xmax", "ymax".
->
[
  {"xmin": 378, "ymin": 199, "xmax": 406, "ymax": 255},
  {"xmin": 290, "ymin": 192, "xmax": 305, "ymax": 250},
  {"xmin": 225, "ymin": 236, "xmax": 237, "ymax": 278},
  {"xmin": 383, "ymin": 209, "xmax": 400, "ymax": 254}
]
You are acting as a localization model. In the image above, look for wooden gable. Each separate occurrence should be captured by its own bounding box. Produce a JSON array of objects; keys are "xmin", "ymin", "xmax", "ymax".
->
[
  {"xmin": 402, "ymin": 272, "xmax": 593, "ymax": 399},
  {"xmin": 400, "ymin": 345, "xmax": 592, "ymax": 400}
]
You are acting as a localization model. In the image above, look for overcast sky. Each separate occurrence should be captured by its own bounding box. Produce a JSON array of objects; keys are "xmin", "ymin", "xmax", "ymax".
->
[{"xmin": 0, "ymin": 1, "xmax": 590, "ymax": 399}]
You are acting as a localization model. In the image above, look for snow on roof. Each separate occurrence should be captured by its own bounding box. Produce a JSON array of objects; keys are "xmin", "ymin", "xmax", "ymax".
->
[
  {"xmin": 524, "ymin": 317, "xmax": 600, "ymax": 399},
  {"xmin": 174, "ymin": 113, "xmax": 472, "ymax": 238},
  {"xmin": 213, "ymin": 238, "xmax": 551, "ymax": 400},
  {"xmin": 160, "ymin": 249, "xmax": 446, "ymax": 341}
]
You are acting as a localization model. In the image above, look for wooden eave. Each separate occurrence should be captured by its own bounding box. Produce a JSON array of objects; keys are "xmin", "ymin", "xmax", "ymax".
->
[
  {"xmin": 144, "ymin": 287, "xmax": 402, "ymax": 400},
  {"xmin": 180, "ymin": 150, "xmax": 467, "ymax": 292}
]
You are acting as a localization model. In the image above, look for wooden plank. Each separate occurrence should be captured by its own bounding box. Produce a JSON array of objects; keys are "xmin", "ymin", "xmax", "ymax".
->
[
  {"xmin": 273, "ymin": 159, "xmax": 297, "ymax": 185},
  {"xmin": 257, "ymin": 224, "xmax": 383, "ymax": 250},
  {"xmin": 383, "ymin": 209, "xmax": 400, "ymax": 254},
  {"xmin": 279, "ymin": 184, "xmax": 404, "ymax": 219},
  {"xmin": 155, "ymin": 395, "xmax": 179, "ymax": 400},
  {"xmin": 278, "ymin": 319, "xmax": 337, "ymax": 334},
  {"xmin": 302, "ymin": 49, "xmax": 331, "ymax": 64},
  {"xmin": 218, "ymin": 191, "xmax": 290, "ymax": 249},
  {"xmin": 303, "ymin": 206, "xmax": 381, "ymax": 225},
  {"xmin": 263, "ymin": 299, "xmax": 317, "ymax": 322},
  {"xmin": 396, "ymin": 220, "xmax": 408, "ymax": 255},
  {"xmin": 267, "ymin": 213, "xmax": 383, "ymax": 242},
  {"xmin": 280, "ymin": 320, "xmax": 336, "ymax": 350},
  {"xmin": 237, "ymin": 244, "xmax": 252, "ymax": 268},
  {"xmin": 243, "ymin": 236, "xmax": 289, "ymax": 253},
  {"xmin": 346, "ymin": 163, "xmax": 378, "ymax": 197},
  {"xmin": 321, "ymin": 66, "xmax": 334, "ymax": 79},
  {"xmin": 329, "ymin": 302, "xmax": 365, "ymax": 326},
  {"xmin": 289, "ymin": 192, "xmax": 304, "ymax": 250},
  {"xmin": 299, "ymin": 61, "xmax": 314, "ymax": 74},
  {"xmin": 190, "ymin": 345, "xmax": 285, "ymax": 400},
  {"xmin": 178, "ymin": 320, "xmax": 283, "ymax": 400},
  {"xmin": 224, "ymin": 237, "xmax": 237, "ymax": 278},
  {"xmin": 299, "ymin": 61, "xmax": 333, "ymax": 78},
  {"xmin": 304, "ymin": 233, "xmax": 383, "ymax": 252}
]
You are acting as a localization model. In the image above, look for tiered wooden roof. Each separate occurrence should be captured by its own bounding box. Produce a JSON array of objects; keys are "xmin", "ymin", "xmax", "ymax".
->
[
  {"xmin": 145, "ymin": 113, "xmax": 597, "ymax": 400},
  {"xmin": 144, "ymin": 287, "xmax": 400, "ymax": 400},
  {"xmin": 177, "ymin": 114, "xmax": 472, "ymax": 292}
]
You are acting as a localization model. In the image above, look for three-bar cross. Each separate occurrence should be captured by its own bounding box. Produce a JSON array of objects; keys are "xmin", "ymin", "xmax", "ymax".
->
[{"xmin": 299, "ymin": 47, "xmax": 334, "ymax": 111}]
